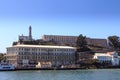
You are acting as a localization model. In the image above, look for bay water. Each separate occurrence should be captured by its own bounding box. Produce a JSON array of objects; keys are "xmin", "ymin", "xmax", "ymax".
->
[{"xmin": 0, "ymin": 69, "xmax": 120, "ymax": 80}]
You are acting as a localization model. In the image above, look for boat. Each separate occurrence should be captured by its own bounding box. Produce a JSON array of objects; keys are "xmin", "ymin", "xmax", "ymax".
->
[{"xmin": 0, "ymin": 62, "xmax": 15, "ymax": 71}]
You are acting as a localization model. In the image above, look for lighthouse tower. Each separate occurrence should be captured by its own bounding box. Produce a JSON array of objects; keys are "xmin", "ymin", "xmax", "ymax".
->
[
  {"xmin": 19, "ymin": 26, "xmax": 33, "ymax": 42},
  {"xmin": 29, "ymin": 25, "xmax": 32, "ymax": 41}
]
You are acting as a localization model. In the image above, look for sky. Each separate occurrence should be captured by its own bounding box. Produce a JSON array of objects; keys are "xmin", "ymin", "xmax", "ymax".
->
[{"xmin": 0, "ymin": 0, "xmax": 120, "ymax": 52}]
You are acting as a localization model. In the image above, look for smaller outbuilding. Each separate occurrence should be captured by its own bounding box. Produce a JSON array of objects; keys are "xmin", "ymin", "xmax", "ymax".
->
[{"xmin": 94, "ymin": 51, "xmax": 119, "ymax": 66}]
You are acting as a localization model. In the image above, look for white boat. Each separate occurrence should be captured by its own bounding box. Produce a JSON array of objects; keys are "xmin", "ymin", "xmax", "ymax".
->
[{"xmin": 0, "ymin": 62, "xmax": 15, "ymax": 71}]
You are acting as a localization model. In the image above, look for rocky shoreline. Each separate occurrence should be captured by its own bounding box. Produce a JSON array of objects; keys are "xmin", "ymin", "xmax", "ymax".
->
[{"xmin": 11, "ymin": 66, "xmax": 120, "ymax": 71}]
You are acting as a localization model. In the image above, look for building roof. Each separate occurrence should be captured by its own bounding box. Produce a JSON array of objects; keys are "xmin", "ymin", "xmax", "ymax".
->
[
  {"xmin": 7, "ymin": 45, "xmax": 76, "ymax": 49},
  {"xmin": 95, "ymin": 53, "xmax": 110, "ymax": 56},
  {"xmin": 43, "ymin": 34, "xmax": 77, "ymax": 38},
  {"xmin": 107, "ymin": 52, "xmax": 114, "ymax": 55}
]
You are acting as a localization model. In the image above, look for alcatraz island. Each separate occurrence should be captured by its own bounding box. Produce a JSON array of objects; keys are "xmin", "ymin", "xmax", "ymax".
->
[{"xmin": 1, "ymin": 26, "xmax": 120, "ymax": 70}]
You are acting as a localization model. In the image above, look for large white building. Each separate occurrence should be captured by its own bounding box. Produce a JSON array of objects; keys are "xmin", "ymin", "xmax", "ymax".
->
[
  {"xmin": 94, "ymin": 51, "xmax": 119, "ymax": 66},
  {"xmin": 6, "ymin": 45, "xmax": 76, "ymax": 68}
]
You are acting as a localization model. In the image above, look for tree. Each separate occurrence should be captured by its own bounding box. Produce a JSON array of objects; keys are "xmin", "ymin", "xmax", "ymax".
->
[
  {"xmin": 108, "ymin": 35, "xmax": 120, "ymax": 49},
  {"xmin": 76, "ymin": 34, "xmax": 91, "ymax": 52},
  {"xmin": 12, "ymin": 41, "xmax": 18, "ymax": 46},
  {"xmin": 0, "ymin": 53, "xmax": 4, "ymax": 62},
  {"xmin": 76, "ymin": 34, "xmax": 87, "ymax": 48}
]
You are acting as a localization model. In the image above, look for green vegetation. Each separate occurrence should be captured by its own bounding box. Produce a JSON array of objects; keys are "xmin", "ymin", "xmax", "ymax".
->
[
  {"xmin": 80, "ymin": 59, "xmax": 98, "ymax": 65},
  {"xmin": 117, "ymin": 51, "xmax": 120, "ymax": 56},
  {"xmin": 0, "ymin": 53, "xmax": 4, "ymax": 62},
  {"xmin": 13, "ymin": 39, "xmax": 57, "ymax": 46},
  {"xmin": 13, "ymin": 41, "xmax": 18, "ymax": 46},
  {"xmin": 76, "ymin": 34, "xmax": 87, "ymax": 48},
  {"xmin": 108, "ymin": 35, "xmax": 120, "ymax": 50},
  {"xmin": 76, "ymin": 34, "xmax": 91, "ymax": 52}
]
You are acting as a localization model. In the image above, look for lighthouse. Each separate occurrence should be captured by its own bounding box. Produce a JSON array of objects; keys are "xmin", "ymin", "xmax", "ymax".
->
[
  {"xmin": 29, "ymin": 25, "xmax": 32, "ymax": 41},
  {"xmin": 19, "ymin": 26, "xmax": 33, "ymax": 42}
]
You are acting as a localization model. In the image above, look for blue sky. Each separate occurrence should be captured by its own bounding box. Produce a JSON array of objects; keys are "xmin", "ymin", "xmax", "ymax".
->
[{"xmin": 0, "ymin": 0, "xmax": 120, "ymax": 52}]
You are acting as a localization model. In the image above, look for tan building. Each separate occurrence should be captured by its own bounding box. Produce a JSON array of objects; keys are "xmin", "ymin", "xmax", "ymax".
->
[
  {"xmin": 86, "ymin": 38, "xmax": 107, "ymax": 48},
  {"xmin": 42, "ymin": 35, "xmax": 107, "ymax": 48},
  {"xmin": 6, "ymin": 45, "xmax": 76, "ymax": 68},
  {"xmin": 42, "ymin": 35, "xmax": 77, "ymax": 46}
]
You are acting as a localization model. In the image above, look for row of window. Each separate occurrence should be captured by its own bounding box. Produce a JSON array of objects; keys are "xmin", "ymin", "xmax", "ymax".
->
[
  {"xmin": 44, "ymin": 36, "xmax": 77, "ymax": 41},
  {"xmin": 97, "ymin": 56, "xmax": 112, "ymax": 60},
  {"xmin": 18, "ymin": 56, "xmax": 74, "ymax": 60},
  {"xmin": 8, "ymin": 48, "xmax": 75, "ymax": 52},
  {"xmin": 18, "ymin": 52, "xmax": 74, "ymax": 56}
]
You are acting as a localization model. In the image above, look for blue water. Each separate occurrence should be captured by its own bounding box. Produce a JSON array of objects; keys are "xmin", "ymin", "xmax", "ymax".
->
[{"xmin": 0, "ymin": 69, "xmax": 120, "ymax": 80}]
